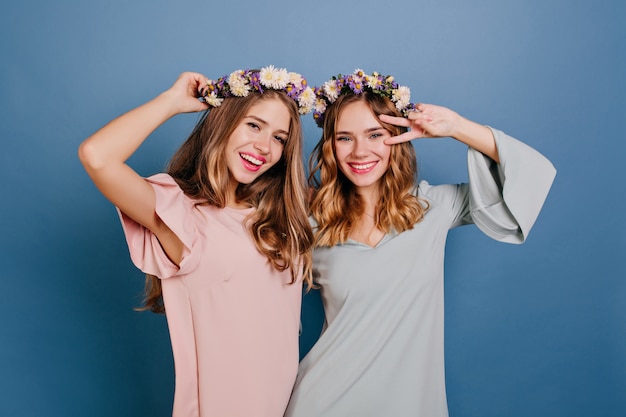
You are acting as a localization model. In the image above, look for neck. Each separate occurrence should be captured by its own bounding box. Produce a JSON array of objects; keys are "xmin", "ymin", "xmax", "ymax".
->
[
  {"xmin": 356, "ymin": 188, "xmax": 380, "ymax": 217},
  {"xmin": 225, "ymin": 178, "xmax": 240, "ymax": 207}
]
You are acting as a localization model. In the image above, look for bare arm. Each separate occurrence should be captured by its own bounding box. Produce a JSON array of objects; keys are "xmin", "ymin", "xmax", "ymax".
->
[
  {"xmin": 78, "ymin": 72, "xmax": 209, "ymax": 265},
  {"xmin": 380, "ymin": 103, "xmax": 499, "ymax": 163}
]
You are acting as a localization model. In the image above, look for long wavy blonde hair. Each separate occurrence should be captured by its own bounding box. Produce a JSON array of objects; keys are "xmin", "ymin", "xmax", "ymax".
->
[
  {"xmin": 142, "ymin": 90, "xmax": 313, "ymax": 313},
  {"xmin": 309, "ymin": 92, "xmax": 429, "ymax": 247}
]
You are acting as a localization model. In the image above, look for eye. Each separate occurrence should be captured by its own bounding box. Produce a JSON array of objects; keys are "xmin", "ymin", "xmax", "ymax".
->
[
  {"xmin": 369, "ymin": 132, "xmax": 383, "ymax": 140},
  {"xmin": 247, "ymin": 122, "xmax": 260, "ymax": 130},
  {"xmin": 274, "ymin": 135, "xmax": 287, "ymax": 145},
  {"xmin": 335, "ymin": 135, "xmax": 352, "ymax": 142}
]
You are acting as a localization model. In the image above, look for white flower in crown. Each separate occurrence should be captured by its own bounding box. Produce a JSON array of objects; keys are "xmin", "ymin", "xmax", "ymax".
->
[
  {"xmin": 298, "ymin": 103, "xmax": 313, "ymax": 115},
  {"xmin": 230, "ymin": 82, "xmax": 251, "ymax": 97},
  {"xmin": 322, "ymin": 80, "xmax": 339, "ymax": 102},
  {"xmin": 366, "ymin": 73, "xmax": 382, "ymax": 89},
  {"xmin": 259, "ymin": 65, "xmax": 278, "ymax": 88},
  {"xmin": 213, "ymin": 70, "xmax": 248, "ymax": 97},
  {"xmin": 353, "ymin": 68, "xmax": 366, "ymax": 78},
  {"xmin": 393, "ymin": 85, "xmax": 411, "ymax": 110},
  {"xmin": 204, "ymin": 92, "xmax": 223, "ymax": 107},
  {"xmin": 314, "ymin": 98, "xmax": 327, "ymax": 114},
  {"xmin": 275, "ymin": 68, "xmax": 290, "ymax": 89},
  {"xmin": 297, "ymin": 87, "xmax": 316, "ymax": 114},
  {"xmin": 289, "ymin": 72, "xmax": 305, "ymax": 87},
  {"xmin": 259, "ymin": 65, "xmax": 288, "ymax": 89},
  {"xmin": 228, "ymin": 70, "xmax": 246, "ymax": 87}
]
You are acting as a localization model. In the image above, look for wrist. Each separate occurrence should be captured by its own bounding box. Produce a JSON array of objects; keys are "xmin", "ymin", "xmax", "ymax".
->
[
  {"xmin": 449, "ymin": 112, "xmax": 470, "ymax": 139},
  {"xmin": 154, "ymin": 90, "xmax": 186, "ymax": 117}
]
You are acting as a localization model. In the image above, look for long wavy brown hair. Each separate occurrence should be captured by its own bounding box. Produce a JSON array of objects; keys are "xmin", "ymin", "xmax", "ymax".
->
[
  {"xmin": 309, "ymin": 92, "xmax": 429, "ymax": 247},
  {"xmin": 141, "ymin": 90, "xmax": 313, "ymax": 313}
]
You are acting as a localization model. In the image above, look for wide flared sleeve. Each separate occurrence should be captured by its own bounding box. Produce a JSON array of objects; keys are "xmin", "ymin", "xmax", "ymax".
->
[
  {"xmin": 465, "ymin": 127, "xmax": 556, "ymax": 243},
  {"xmin": 116, "ymin": 173, "xmax": 202, "ymax": 278}
]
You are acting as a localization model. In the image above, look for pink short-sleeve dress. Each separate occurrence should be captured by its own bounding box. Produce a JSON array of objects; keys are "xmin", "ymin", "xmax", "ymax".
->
[{"xmin": 117, "ymin": 173, "xmax": 302, "ymax": 417}]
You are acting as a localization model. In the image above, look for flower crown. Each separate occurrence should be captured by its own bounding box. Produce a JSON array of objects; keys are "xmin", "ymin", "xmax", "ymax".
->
[
  {"xmin": 312, "ymin": 69, "xmax": 416, "ymax": 127},
  {"xmin": 200, "ymin": 65, "xmax": 315, "ymax": 115}
]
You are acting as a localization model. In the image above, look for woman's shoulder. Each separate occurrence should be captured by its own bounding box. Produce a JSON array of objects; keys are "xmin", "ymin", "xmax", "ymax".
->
[
  {"xmin": 416, "ymin": 179, "xmax": 467, "ymax": 215},
  {"xmin": 416, "ymin": 180, "xmax": 461, "ymax": 199},
  {"xmin": 146, "ymin": 172, "xmax": 178, "ymax": 187},
  {"xmin": 145, "ymin": 173, "xmax": 200, "ymax": 207}
]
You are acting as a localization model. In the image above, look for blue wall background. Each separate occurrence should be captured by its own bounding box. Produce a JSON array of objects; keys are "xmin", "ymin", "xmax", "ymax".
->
[{"xmin": 1, "ymin": 1, "xmax": 624, "ymax": 416}]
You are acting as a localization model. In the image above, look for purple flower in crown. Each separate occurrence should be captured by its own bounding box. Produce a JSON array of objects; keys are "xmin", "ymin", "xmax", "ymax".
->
[
  {"xmin": 346, "ymin": 75, "xmax": 364, "ymax": 94},
  {"xmin": 249, "ymin": 71, "xmax": 262, "ymax": 93},
  {"xmin": 206, "ymin": 80, "xmax": 217, "ymax": 93},
  {"xmin": 285, "ymin": 83, "xmax": 299, "ymax": 99},
  {"xmin": 213, "ymin": 78, "xmax": 227, "ymax": 97}
]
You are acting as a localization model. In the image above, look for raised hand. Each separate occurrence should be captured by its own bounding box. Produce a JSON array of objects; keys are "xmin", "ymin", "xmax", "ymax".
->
[
  {"xmin": 379, "ymin": 103, "xmax": 498, "ymax": 162},
  {"xmin": 160, "ymin": 71, "xmax": 211, "ymax": 115},
  {"xmin": 379, "ymin": 104, "xmax": 462, "ymax": 145}
]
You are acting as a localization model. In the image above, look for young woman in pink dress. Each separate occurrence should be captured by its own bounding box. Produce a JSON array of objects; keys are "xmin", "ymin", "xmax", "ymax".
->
[{"xmin": 79, "ymin": 66, "xmax": 315, "ymax": 417}]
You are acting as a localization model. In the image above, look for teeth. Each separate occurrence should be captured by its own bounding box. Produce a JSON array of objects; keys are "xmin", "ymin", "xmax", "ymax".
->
[
  {"xmin": 241, "ymin": 153, "xmax": 262, "ymax": 166},
  {"xmin": 351, "ymin": 162, "xmax": 375, "ymax": 170}
]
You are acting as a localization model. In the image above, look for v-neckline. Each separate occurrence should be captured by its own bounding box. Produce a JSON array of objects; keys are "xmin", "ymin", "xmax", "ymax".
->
[{"xmin": 346, "ymin": 232, "xmax": 393, "ymax": 249}]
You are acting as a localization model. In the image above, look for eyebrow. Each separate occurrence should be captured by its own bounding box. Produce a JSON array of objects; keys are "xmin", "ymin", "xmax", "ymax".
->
[
  {"xmin": 336, "ymin": 126, "xmax": 386, "ymax": 136},
  {"xmin": 246, "ymin": 115, "xmax": 289, "ymax": 136}
]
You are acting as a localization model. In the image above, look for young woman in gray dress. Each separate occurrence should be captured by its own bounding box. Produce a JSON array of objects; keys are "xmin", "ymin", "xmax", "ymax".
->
[{"xmin": 284, "ymin": 70, "xmax": 556, "ymax": 417}]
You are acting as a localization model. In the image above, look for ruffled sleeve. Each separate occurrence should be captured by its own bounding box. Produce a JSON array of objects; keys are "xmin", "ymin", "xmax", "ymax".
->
[
  {"xmin": 117, "ymin": 173, "xmax": 202, "ymax": 278},
  {"xmin": 466, "ymin": 127, "xmax": 556, "ymax": 243}
]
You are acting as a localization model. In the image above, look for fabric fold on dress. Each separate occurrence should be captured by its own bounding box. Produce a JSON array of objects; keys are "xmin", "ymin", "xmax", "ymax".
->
[
  {"xmin": 117, "ymin": 173, "xmax": 201, "ymax": 278},
  {"xmin": 467, "ymin": 127, "xmax": 556, "ymax": 243}
]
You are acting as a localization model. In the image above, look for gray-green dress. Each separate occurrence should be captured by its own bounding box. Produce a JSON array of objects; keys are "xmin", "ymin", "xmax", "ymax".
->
[{"xmin": 285, "ymin": 129, "xmax": 556, "ymax": 417}]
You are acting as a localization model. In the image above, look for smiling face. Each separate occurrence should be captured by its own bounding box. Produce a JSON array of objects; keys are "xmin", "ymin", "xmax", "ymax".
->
[
  {"xmin": 224, "ymin": 97, "xmax": 290, "ymax": 191},
  {"xmin": 333, "ymin": 100, "xmax": 392, "ymax": 197}
]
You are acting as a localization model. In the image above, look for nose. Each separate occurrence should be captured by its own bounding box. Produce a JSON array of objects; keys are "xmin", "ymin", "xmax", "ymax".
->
[
  {"xmin": 254, "ymin": 133, "xmax": 271, "ymax": 154},
  {"xmin": 352, "ymin": 138, "xmax": 369, "ymax": 158}
]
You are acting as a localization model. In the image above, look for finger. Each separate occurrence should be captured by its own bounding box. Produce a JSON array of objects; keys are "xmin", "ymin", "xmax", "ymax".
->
[
  {"xmin": 384, "ymin": 130, "xmax": 423, "ymax": 145},
  {"xmin": 378, "ymin": 114, "xmax": 410, "ymax": 127},
  {"xmin": 197, "ymin": 79, "xmax": 212, "ymax": 98},
  {"xmin": 184, "ymin": 72, "xmax": 207, "ymax": 91}
]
